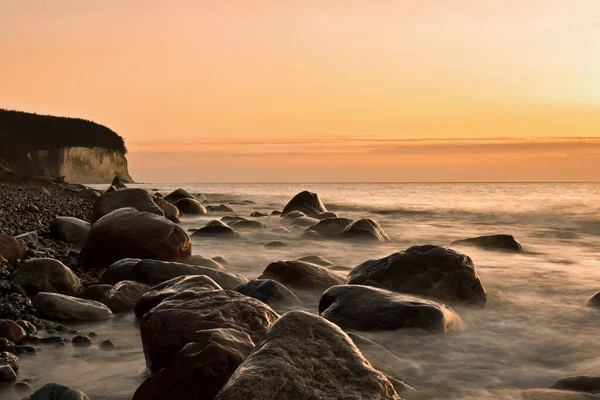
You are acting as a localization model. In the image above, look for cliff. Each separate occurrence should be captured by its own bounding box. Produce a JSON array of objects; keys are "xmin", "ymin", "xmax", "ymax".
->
[{"xmin": 0, "ymin": 109, "xmax": 132, "ymax": 182}]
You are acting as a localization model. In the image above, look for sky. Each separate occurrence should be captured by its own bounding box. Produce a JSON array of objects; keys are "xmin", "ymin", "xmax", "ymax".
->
[{"xmin": 1, "ymin": 0, "xmax": 599, "ymax": 182}]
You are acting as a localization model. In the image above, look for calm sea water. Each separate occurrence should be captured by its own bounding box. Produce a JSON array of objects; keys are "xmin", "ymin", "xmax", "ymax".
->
[{"xmin": 3, "ymin": 182, "xmax": 600, "ymax": 399}]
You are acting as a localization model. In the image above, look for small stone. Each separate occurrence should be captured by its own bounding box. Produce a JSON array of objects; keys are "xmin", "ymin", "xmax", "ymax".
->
[
  {"xmin": 88, "ymin": 332, "xmax": 97, "ymax": 338},
  {"xmin": 55, "ymin": 324, "xmax": 69, "ymax": 333},
  {"xmin": 0, "ymin": 364, "xmax": 16, "ymax": 381},
  {"xmin": 41, "ymin": 336, "xmax": 63, "ymax": 344},
  {"xmin": 14, "ymin": 381, "xmax": 32, "ymax": 391},
  {"xmin": 72, "ymin": 335, "xmax": 92, "ymax": 347},
  {"xmin": 100, "ymin": 340, "xmax": 114, "ymax": 350}
]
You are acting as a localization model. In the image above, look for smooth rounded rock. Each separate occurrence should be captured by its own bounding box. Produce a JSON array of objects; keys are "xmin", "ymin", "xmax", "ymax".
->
[
  {"xmin": 259, "ymin": 260, "xmax": 345, "ymax": 290},
  {"xmin": 174, "ymin": 198, "xmax": 207, "ymax": 215},
  {"xmin": 551, "ymin": 376, "xmax": 600, "ymax": 393},
  {"xmin": 233, "ymin": 279, "xmax": 300, "ymax": 306},
  {"xmin": 92, "ymin": 188, "xmax": 164, "ymax": 222},
  {"xmin": 32, "ymin": 292, "xmax": 113, "ymax": 321},
  {"xmin": 13, "ymin": 258, "xmax": 82, "ymax": 296},
  {"xmin": 587, "ymin": 291, "xmax": 600, "ymax": 308},
  {"xmin": 451, "ymin": 234, "xmax": 523, "ymax": 252},
  {"xmin": 22, "ymin": 383, "xmax": 90, "ymax": 400},
  {"xmin": 152, "ymin": 196, "xmax": 180, "ymax": 223},
  {"xmin": 340, "ymin": 218, "xmax": 389, "ymax": 242},
  {"xmin": 230, "ymin": 220, "xmax": 267, "ymax": 230},
  {"xmin": 101, "ymin": 281, "xmax": 150, "ymax": 313},
  {"xmin": 49, "ymin": 217, "xmax": 91, "ymax": 250},
  {"xmin": 306, "ymin": 217, "xmax": 353, "ymax": 238},
  {"xmin": 263, "ymin": 240, "xmax": 287, "ymax": 248},
  {"xmin": 206, "ymin": 204, "xmax": 234, "ymax": 213},
  {"xmin": 0, "ymin": 234, "xmax": 26, "ymax": 261},
  {"xmin": 0, "ymin": 320, "xmax": 26, "ymax": 344},
  {"xmin": 191, "ymin": 220, "xmax": 238, "ymax": 238},
  {"xmin": 164, "ymin": 189, "xmax": 196, "ymax": 204},
  {"xmin": 81, "ymin": 284, "xmax": 113, "ymax": 302},
  {"xmin": 281, "ymin": 191, "xmax": 327, "ymax": 217}
]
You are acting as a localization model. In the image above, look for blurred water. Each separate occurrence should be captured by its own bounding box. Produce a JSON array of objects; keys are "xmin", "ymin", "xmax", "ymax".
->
[{"xmin": 2, "ymin": 182, "xmax": 600, "ymax": 399}]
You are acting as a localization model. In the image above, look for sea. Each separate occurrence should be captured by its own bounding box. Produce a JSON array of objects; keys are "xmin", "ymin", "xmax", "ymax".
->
[{"xmin": 2, "ymin": 182, "xmax": 600, "ymax": 399}]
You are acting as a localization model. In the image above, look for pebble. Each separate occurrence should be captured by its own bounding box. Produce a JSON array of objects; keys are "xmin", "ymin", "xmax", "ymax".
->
[{"xmin": 72, "ymin": 335, "xmax": 92, "ymax": 347}]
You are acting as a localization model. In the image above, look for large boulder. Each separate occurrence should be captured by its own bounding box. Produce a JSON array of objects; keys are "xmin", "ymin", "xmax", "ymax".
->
[
  {"xmin": 101, "ymin": 280, "xmax": 150, "ymax": 313},
  {"xmin": 99, "ymin": 258, "xmax": 246, "ymax": 289},
  {"xmin": 0, "ymin": 234, "xmax": 25, "ymax": 261},
  {"xmin": 281, "ymin": 191, "xmax": 327, "ymax": 217},
  {"xmin": 133, "ymin": 328, "xmax": 255, "ymax": 400},
  {"xmin": 319, "ymin": 285, "xmax": 463, "ymax": 333},
  {"xmin": 32, "ymin": 292, "xmax": 113, "ymax": 321},
  {"xmin": 191, "ymin": 220, "xmax": 238, "ymax": 238},
  {"xmin": 135, "ymin": 275, "xmax": 223, "ymax": 317},
  {"xmin": 152, "ymin": 196, "xmax": 180, "ymax": 223},
  {"xmin": 164, "ymin": 188, "xmax": 196, "ymax": 204},
  {"xmin": 80, "ymin": 208, "xmax": 192, "ymax": 269},
  {"xmin": 0, "ymin": 320, "xmax": 26, "ymax": 344},
  {"xmin": 13, "ymin": 258, "xmax": 82, "ymax": 296},
  {"xmin": 214, "ymin": 310, "xmax": 401, "ymax": 400},
  {"xmin": 551, "ymin": 376, "xmax": 600, "ymax": 393},
  {"xmin": 259, "ymin": 260, "xmax": 345, "ymax": 290},
  {"xmin": 92, "ymin": 188, "xmax": 164, "ymax": 222},
  {"xmin": 49, "ymin": 217, "xmax": 91, "ymax": 249},
  {"xmin": 451, "ymin": 234, "xmax": 523, "ymax": 252},
  {"xmin": 306, "ymin": 217, "xmax": 353, "ymax": 238},
  {"xmin": 233, "ymin": 279, "xmax": 300, "ymax": 307},
  {"xmin": 347, "ymin": 245, "xmax": 487, "ymax": 306},
  {"xmin": 140, "ymin": 290, "xmax": 278, "ymax": 371},
  {"xmin": 587, "ymin": 292, "xmax": 600, "ymax": 308},
  {"xmin": 174, "ymin": 198, "xmax": 208, "ymax": 215},
  {"xmin": 340, "ymin": 219, "xmax": 390, "ymax": 242},
  {"xmin": 22, "ymin": 383, "xmax": 90, "ymax": 400}
]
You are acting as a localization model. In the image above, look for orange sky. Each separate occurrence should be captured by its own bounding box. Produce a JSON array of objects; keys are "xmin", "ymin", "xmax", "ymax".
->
[{"xmin": 1, "ymin": 1, "xmax": 599, "ymax": 182}]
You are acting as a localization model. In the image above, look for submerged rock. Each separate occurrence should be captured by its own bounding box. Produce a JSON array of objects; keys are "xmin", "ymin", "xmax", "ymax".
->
[
  {"xmin": 221, "ymin": 216, "xmax": 247, "ymax": 224},
  {"xmin": 263, "ymin": 240, "xmax": 287, "ymax": 248},
  {"xmin": 191, "ymin": 220, "xmax": 238, "ymax": 238},
  {"xmin": 281, "ymin": 210, "xmax": 306, "ymax": 221},
  {"xmin": 32, "ymin": 292, "xmax": 113, "ymax": 321},
  {"xmin": 259, "ymin": 260, "xmax": 345, "ymax": 290},
  {"xmin": 22, "ymin": 383, "xmax": 90, "ymax": 400},
  {"xmin": 0, "ymin": 364, "xmax": 17, "ymax": 382},
  {"xmin": 101, "ymin": 281, "xmax": 150, "ymax": 313},
  {"xmin": 290, "ymin": 216, "xmax": 319, "ymax": 227},
  {"xmin": 306, "ymin": 217, "xmax": 353, "ymax": 238},
  {"xmin": 249, "ymin": 212, "xmax": 269, "ymax": 217},
  {"xmin": 313, "ymin": 211, "xmax": 338, "ymax": 220},
  {"xmin": 92, "ymin": 188, "xmax": 164, "ymax": 222},
  {"xmin": 177, "ymin": 255, "xmax": 225, "ymax": 270},
  {"xmin": 233, "ymin": 279, "xmax": 300, "ymax": 306},
  {"xmin": 164, "ymin": 188, "xmax": 196, "ymax": 204},
  {"xmin": 587, "ymin": 292, "xmax": 600, "ymax": 308},
  {"xmin": 451, "ymin": 234, "xmax": 523, "ymax": 252},
  {"xmin": 152, "ymin": 196, "xmax": 180, "ymax": 223},
  {"xmin": 48, "ymin": 217, "xmax": 91, "ymax": 249},
  {"xmin": 340, "ymin": 218, "xmax": 390, "ymax": 242},
  {"xmin": 281, "ymin": 191, "xmax": 327, "ymax": 217},
  {"xmin": 297, "ymin": 255, "xmax": 334, "ymax": 267},
  {"xmin": 319, "ymin": 285, "xmax": 463, "ymax": 333},
  {"xmin": 206, "ymin": 204, "xmax": 234, "ymax": 213},
  {"xmin": 230, "ymin": 220, "xmax": 267, "ymax": 230},
  {"xmin": 347, "ymin": 245, "xmax": 487, "ymax": 306},
  {"xmin": 214, "ymin": 310, "xmax": 401, "ymax": 400},
  {"xmin": 13, "ymin": 258, "xmax": 82, "ymax": 296},
  {"xmin": 551, "ymin": 376, "xmax": 600, "ymax": 393},
  {"xmin": 174, "ymin": 198, "xmax": 207, "ymax": 215}
]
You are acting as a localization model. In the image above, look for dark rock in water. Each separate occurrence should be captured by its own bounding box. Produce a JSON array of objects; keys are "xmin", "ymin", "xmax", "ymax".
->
[
  {"xmin": 221, "ymin": 216, "xmax": 247, "ymax": 224},
  {"xmin": 0, "ymin": 364, "xmax": 17, "ymax": 382},
  {"xmin": 0, "ymin": 320, "xmax": 26, "ymax": 344},
  {"xmin": 313, "ymin": 211, "xmax": 338, "ymax": 220},
  {"xmin": 551, "ymin": 376, "xmax": 600, "ymax": 393},
  {"xmin": 133, "ymin": 328, "xmax": 255, "ymax": 400},
  {"xmin": 233, "ymin": 279, "xmax": 300, "ymax": 306},
  {"xmin": 81, "ymin": 284, "xmax": 113, "ymax": 302},
  {"xmin": 271, "ymin": 227, "xmax": 291, "ymax": 234},
  {"xmin": 140, "ymin": 289, "xmax": 278, "ymax": 371},
  {"xmin": 32, "ymin": 292, "xmax": 113, "ymax": 321},
  {"xmin": 281, "ymin": 191, "xmax": 327, "ymax": 217},
  {"xmin": 111, "ymin": 176, "xmax": 127, "ymax": 189},
  {"xmin": 263, "ymin": 240, "xmax": 287, "ymax": 248},
  {"xmin": 587, "ymin": 292, "xmax": 600, "ymax": 308},
  {"xmin": 340, "ymin": 218, "xmax": 389, "ymax": 242},
  {"xmin": 176, "ymin": 255, "xmax": 225, "ymax": 270},
  {"xmin": 249, "ymin": 211, "xmax": 268, "ymax": 217},
  {"xmin": 214, "ymin": 310, "xmax": 401, "ymax": 400},
  {"xmin": 72, "ymin": 335, "xmax": 92, "ymax": 347},
  {"xmin": 301, "ymin": 230, "xmax": 322, "ymax": 239},
  {"xmin": 13, "ymin": 258, "xmax": 82, "ymax": 296},
  {"xmin": 152, "ymin": 196, "xmax": 180, "ymax": 223},
  {"xmin": 100, "ymin": 258, "xmax": 245, "ymax": 289},
  {"xmin": 319, "ymin": 285, "xmax": 463, "ymax": 333},
  {"xmin": 49, "ymin": 217, "xmax": 91, "ymax": 249},
  {"xmin": 92, "ymin": 188, "xmax": 164, "ymax": 222},
  {"xmin": 212, "ymin": 256, "xmax": 229, "ymax": 266},
  {"xmin": 135, "ymin": 275, "xmax": 223, "ymax": 318},
  {"xmin": 347, "ymin": 245, "xmax": 487, "ymax": 306},
  {"xmin": 191, "ymin": 220, "xmax": 238, "ymax": 238},
  {"xmin": 306, "ymin": 217, "xmax": 353, "ymax": 238},
  {"xmin": 100, "ymin": 340, "xmax": 115, "ymax": 350},
  {"xmin": 290, "ymin": 216, "xmax": 319, "ymax": 227},
  {"xmin": 22, "ymin": 383, "xmax": 90, "ymax": 400},
  {"xmin": 297, "ymin": 255, "xmax": 334, "ymax": 267},
  {"xmin": 80, "ymin": 208, "xmax": 192, "ymax": 269},
  {"xmin": 101, "ymin": 280, "xmax": 150, "ymax": 313},
  {"xmin": 174, "ymin": 198, "xmax": 207, "ymax": 215},
  {"xmin": 14, "ymin": 381, "xmax": 32, "ymax": 392},
  {"xmin": 270, "ymin": 210, "xmax": 282, "ymax": 216},
  {"xmin": 230, "ymin": 220, "xmax": 267, "ymax": 230},
  {"xmin": 451, "ymin": 234, "xmax": 523, "ymax": 252},
  {"xmin": 105, "ymin": 185, "xmax": 119, "ymax": 193},
  {"xmin": 164, "ymin": 189, "xmax": 197, "ymax": 204},
  {"xmin": 281, "ymin": 210, "xmax": 306, "ymax": 221},
  {"xmin": 0, "ymin": 234, "xmax": 26, "ymax": 261},
  {"xmin": 206, "ymin": 204, "xmax": 234, "ymax": 213},
  {"xmin": 259, "ymin": 260, "xmax": 345, "ymax": 290},
  {"xmin": 14, "ymin": 232, "xmax": 38, "ymax": 247}
]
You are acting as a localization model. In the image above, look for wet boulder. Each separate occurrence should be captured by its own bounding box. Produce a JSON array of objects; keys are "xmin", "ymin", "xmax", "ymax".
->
[
  {"xmin": 551, "ymin": 376, "xmax": 600, "ymax": 393},
  {"xmin": 0, "ymin": 320, "xmax": 26, "ymax": 344},
  {"xmin": 451, "ymin": 234, "xmax": 523, "ymax": 252},
  {"xmin": 587, "ymin": 292, "xmax": 600, "ymax": 308},
  {"xmin": 191, "ymin": 220, "xmax": 238, "ymax": 238},
  {"xmin": 214, "ymin": 310, "xmax": 401, "ymax": 400},
  {"xmin": 140, "ymin": 289, "xmax": 278, "ymax": 371},
  {"xmin": 80, "ymin": 208, "xmax": 192, "ymax": 269},
  {"xmin": 152, "ymin": 196, "xmax": 180, "ymax": 223},
  {"xmin": 22, "ymin": 383, "xmax": 90, "ymax": 400},
  {"xmin": 101, "ymin": 281, "xmax": 150, "ymax": 313},
  {"xmin": 164, "ymin": 188, "xmax": 196, "ymax": 204},
  {"xmin": 32, "ymin": 292, "xmax": 113, "ymax": 321},
  {"xmin": 281, "ymin": 191, "xmax": 327, "ymax": 217},
  {"xmin": 290, "ymin": 216, "xmax": 319, "ymax": 227},
  {"xmin": 92, "ymin": 188, "xmax": 164, "ymax": 222},
  {"xmin": 306, "ymin": 217, "xmax": 353, "ymax": 238},
  {"xmin": 49, "ymin": 217, "xmax": 91, "ymax": 249},
  {"xmin": 233, "ymin": 279, "xmax": 300, "ymax": 307},
  {"xmin": 319, "ymin": 285, "xmax": 463, "ymax": 333},
  {"xmin": 259, "ymin": 260, "xmax": 345, "ymax": 290},
  {"xmin": 206, "ymin": 204, "xmax": 234, "ymax": 213},
  {"xmin": 13, "ymin": 258, "xmax": 82, "ymax": 296},
  {"xmin": 270, "ymin": 210, "xmax": 282, "ymax": 216},
  {"xmin": 347, "ymin": 245, "xmax": 487, "ymax": 306},
  {"xmin": 340, "ymin": 219, "xmax": 389, "ymax": 242},
  {"xmin": 0, "ymin": 234, "xmax": 26, "ymax": 261},
  {"xmin": 174, "ymin": 198, "xmax": 208, "ymax": 215},
  {"xmin": 135, "ymin": 275, "xmax": 223, "ymax": 317},
  {"xmin": 230, "ymin": 220, "xmax": 267, "ymax": 230},
  {"xmin": 82, "ymin": 284, "xmax": 113, "ymax": 302},
  {"xmin": 133, "ymin": 328, "xmax": 255, "ymax": 400}
]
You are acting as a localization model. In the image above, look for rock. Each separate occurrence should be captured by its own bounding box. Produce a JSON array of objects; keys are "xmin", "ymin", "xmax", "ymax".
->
[
  {"xmin": 22, "ymin": 383, "xmax": 90, "ymax": 400},
  {"xmin": 212, "ymin": 256, "xmax": 229, "ymax": 266},
  {"xmin": 319, "ymin": 285, "xmax": 463, "ymax": 333},
  {"xmin": 32, "ymin": 292, "xmax": 113, "ymax": 321},
  {"xmin": 72, "ymin": 335, "xmax": 92, "ymax": 347},
  {"xmin": 264, "ymin": 240, "xmax": 287, "ymax": 248},
  {"xmin": 233, "ymin": 279, "xmax": 300, "ymax": 306},
  {"xmin": 297, "ymin": 255, "xmax": 334, "ymax": 267},
  {"xmin": 313, "ymin": 211, "xmax": 338, "ymax": 220},
  {"xmin": 206, "ymin": 204, "xmax": 234, "ymax": 213},
  {"xmin": 0, "ymin": 320, "xmax": 26, "ymax": 344},
  {"xmin": 49, "ymin": 217, "xmax": 91, "ymax": 249},
  {"xmin": 0, "ymin": 364, "xmax": 17, "ymax": 382},
  {"xmin": 14, "ymin": 232, "xmax": 38, "ymax": 247},
  {"xmin": 105, "ymin": 185, "xmax": 119, "ymax": 193},
  {"xmin": 81, "ymin": 284, "xmax": 113, "ymax": 302},
  {"xmin": 340, "ymin": 218, "xmax": 390, "ymax": 242},
  {"xmin": 221, "ymin": 216, "xmax": 247, "ymax": 224},
  {"xmin": 100, "ymin": 258, "xmax": 246, "ymax": 289},
  {"xmin": 140, "ymin": 289, "xmax": 278, "ymax": 371},
  {"xmin": 281, "ymin": 210, "xmax": 306, "ymax": 221},
  {"xmin": 16, "ymin": 319, "xmax": 36, "ymax": 336},
  {"xmin": 174, "ymin": 198, "xmax": 207, "ymax": 215},
  {"xmin": 587, "ymin": 292, "xmax": 600, "ymax": 308},
  {"xmin": 0, "ymin": 351, "xmax": 18, "ymax": 371},
  {"xmin": 80, "ymin": 208, "xmax": 192, "ymax": 269},
  {"xmin": 259, "ymin": 260, "xmax": 345, "ymax": 290},
  {"xmin": 77, "ymin": 188, "xmax": 101, "ymax": 201},
  {"xmin": 301, "ymin": 230, "xmax": 322, "ymax": 239},
  {"xmin": 100, "ymin": 340, "xmax": 115, "ymax": 350},
  {"xmin": 290, "ymin": 216, "xmax": 319, "ymax": 227},
  {"xmin": 281, "ymin": 191, "xmax": 327, "ymax": 217},
  {"xmin": 347, "ymin": 245, "xmax": 487, "ymax": 306},
  {"xmin": 13, "ymin": 258, "xmax": 82, "ymax": 296},
  {"xmin": 0, "ymin": 234, "xmax": 26, "ymax": 260},
  {"xmin": 111, "ymin": 176, "xmax": 127, "ymax": 188},
  {"xmin": 14, "ymin": 380, "xmax": 32, "ymax": 391},
  {"xmin": 270, "ymin": 210, "xmax": 282, "ymax": 216},
  {"xmin": 152, "ymin": 196, "xmax": 180, "ymax": 223},
  {"xmin": 101, "ymin": 281, "xmax": 150, "ymax": 313},
  {"xmin": 271, "ymin": 227, "xmax": 291, "ymax": 234},
  {"xmin": 230, "ymin": 220, "xmax": 267, "ymax": 230},
  {"xmin": 551, "ymin": 376, "xmax": 600, "ymax": 393},
  {"xmin": 135, "ymin": 275, "xmax": 223, "ymax": 318},
  {"xmin": 133, "ymin": 329, "xmax": 255, "ymax": 400},
  {"xmin": 176, "ymin": 255, "xmax": 225, "ymax": 270},
  {"xmin": 214, "ymin": 310, "xmax": 401, "ymax": 400},
  {"xmin": 306, "ymin": 217, "xmax": 353, "ymax": 238},
  {"xmin": 451, "ymin": 234, "xmax": 523, "ymax": 252},
  {"xmin": 164, "ymin": 189, "xmax": 196, "ymax": 204},
  {"xmin": 191, "ymin": 220, "xmax": 238, "ymax": 238},
  {"xmin": 92, "ymin": 188, "xmax": 164, "ymax": 222},
  {"xmin": 249, "ymin": 212, "xmax": 269, "ymax": 217}
]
